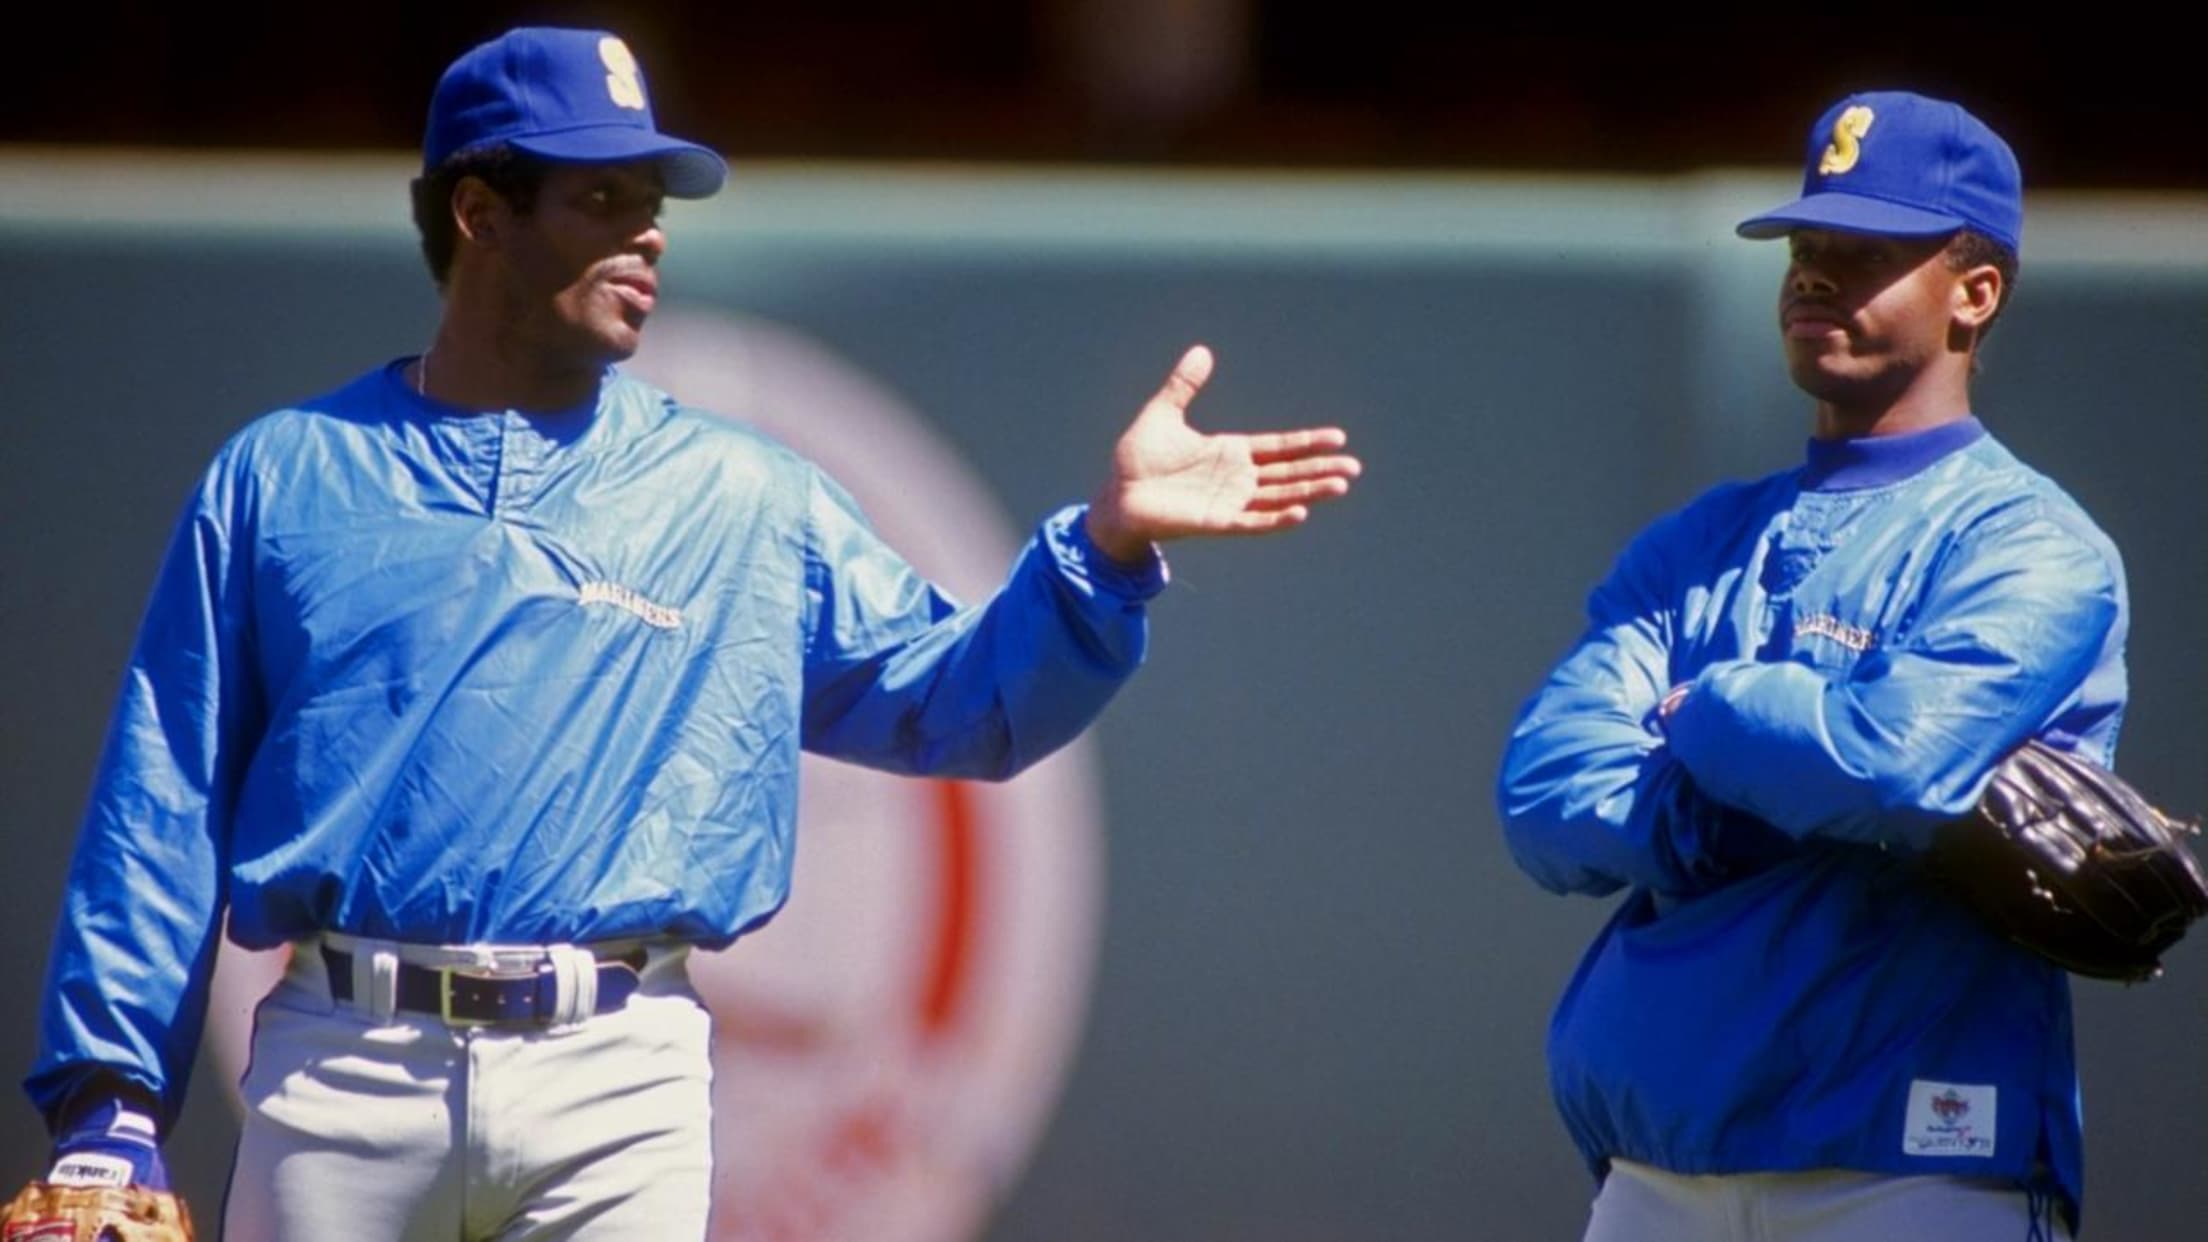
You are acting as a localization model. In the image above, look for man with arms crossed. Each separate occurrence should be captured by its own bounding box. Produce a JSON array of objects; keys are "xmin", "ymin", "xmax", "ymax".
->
[{"xmin": 1499, "ymin": 91, "xmax": 2115, "ymax": 1240}]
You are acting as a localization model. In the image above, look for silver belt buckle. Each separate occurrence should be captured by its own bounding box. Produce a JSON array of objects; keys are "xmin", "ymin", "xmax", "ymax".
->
[{"xmin": 438, "ymin": 962, "xmax": 536, "ymax": 1027}]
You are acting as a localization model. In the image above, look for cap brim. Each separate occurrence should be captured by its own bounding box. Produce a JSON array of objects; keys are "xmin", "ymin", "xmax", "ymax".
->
[
  {"xmin": 512, "ymin": 127, "xmax": 728, "ymax": 199},
  {"xmin": 1737, "ymin": 191, "xmax": 1964, "ymax": 241}
]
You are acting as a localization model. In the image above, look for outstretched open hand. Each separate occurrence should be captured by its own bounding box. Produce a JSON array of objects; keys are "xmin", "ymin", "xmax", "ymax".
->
[{"xmin": 1085, "ymin": 346, "xmax": 1361, "ymax": 562}]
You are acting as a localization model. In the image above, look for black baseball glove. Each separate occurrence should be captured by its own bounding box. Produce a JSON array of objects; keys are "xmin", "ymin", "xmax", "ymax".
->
[{"xmin": 1926, "ymin": 739, "xmax": 2208, "ymax": 983}]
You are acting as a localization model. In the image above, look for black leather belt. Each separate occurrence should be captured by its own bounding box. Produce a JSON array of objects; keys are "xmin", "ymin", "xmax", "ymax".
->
[{"xmin": 322, "ymin": 945, "xmax": 647, "ymax": 1026}]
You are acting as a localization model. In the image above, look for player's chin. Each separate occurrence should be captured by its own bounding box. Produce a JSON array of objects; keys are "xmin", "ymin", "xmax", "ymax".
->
[
  {"xmin": 1783, "ymin": 346, "xmax": 1873, "ymax": 398},
  {"xmin": 1781, "ymin": 330, "xmax": 1849, "ymax": 363},
  {"xmin": 591, "ymin": 289, "xmax": 653, "ymax": 351},
  {"xmin": 590, "ymin": 315, "xmax": 648, "ymax": 361}
]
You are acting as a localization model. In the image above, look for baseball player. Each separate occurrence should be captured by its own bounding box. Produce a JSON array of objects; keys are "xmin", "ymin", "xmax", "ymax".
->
[
  {"xmin": 1497, "ymin": 91, "xmax": 2118, "ymax": 1240},
  {"xmin": 15, "ymin": 26, "xmax": 1360, "ymax": 1242}
]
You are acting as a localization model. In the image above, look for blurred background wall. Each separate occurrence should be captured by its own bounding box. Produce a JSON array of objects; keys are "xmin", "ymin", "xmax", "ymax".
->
[
  {"xmin": 2, "ymin": 7, "xmax": 2202, "ymax": 1241},
  {"xmin": 4, "ymin": 5, "xmax": 2201, "ymax": 189}
]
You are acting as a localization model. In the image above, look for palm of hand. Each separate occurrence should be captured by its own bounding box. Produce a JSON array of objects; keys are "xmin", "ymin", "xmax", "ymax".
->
[
  {"xmin": 1086, "ymin": 345, "xmax": 1359, "ymax": 560},
  {"xmin": 1110, "ymin": 415, "xmax": 1262, "ymax": 534}
]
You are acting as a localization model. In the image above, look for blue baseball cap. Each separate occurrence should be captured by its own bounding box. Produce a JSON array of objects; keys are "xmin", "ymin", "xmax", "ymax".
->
[
  {"xmin": 1737, "ymin": 90, "xmax": 2020, "ymax": 254},
  {"xmin": 424, "ymin": 27, "xmax": 727, "ymax": 199}
]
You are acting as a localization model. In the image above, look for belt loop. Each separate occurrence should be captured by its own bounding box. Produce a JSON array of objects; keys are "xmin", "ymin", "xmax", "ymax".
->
[
  {"xmin": 546, "ymin": 944, "xmax": 596, "ymax": 1028},
  {"xmin": 348, "ymin": 938, "xmax": 401, "ymax": 1025}
]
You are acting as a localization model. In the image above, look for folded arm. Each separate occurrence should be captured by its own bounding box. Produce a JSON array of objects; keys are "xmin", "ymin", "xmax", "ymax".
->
[
  {"xmin": 1499, "ymin": 521, "xmax": 1788, "ymax": 898},
  {"xmin": 1664, "ymin": 509, "xmax": 2122, "ymax": 849}
]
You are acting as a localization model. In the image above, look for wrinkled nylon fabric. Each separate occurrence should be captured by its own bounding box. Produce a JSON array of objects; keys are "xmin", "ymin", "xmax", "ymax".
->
[
  {"xmin": 31, "ymin": 362, "xmax": 1163, "ymax": 1127},
  {"xmin": 1499, "ymin": 423, "xmax": 2124, "ymax": 1228}
]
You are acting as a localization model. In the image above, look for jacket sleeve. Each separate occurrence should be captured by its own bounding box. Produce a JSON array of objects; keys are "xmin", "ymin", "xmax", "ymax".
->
[
  {"xmin": 1664, "ymin": 503, "xmax": 2123, "ymax": 848},
  {"xmin": 1498, "ymin": 517, "xmax": 1791, "ymax": 898},
  {"xmin": 798, "ymin": 469, "xmax": 1164, "ymax": 781},
  {"xmin": 25, "ymin": 454, "xmax": 262, "ymax": 1134}
]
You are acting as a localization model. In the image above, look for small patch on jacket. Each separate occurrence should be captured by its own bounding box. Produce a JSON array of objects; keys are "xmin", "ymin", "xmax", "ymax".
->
[
  {"xmin": 1794, "ymin": 613, "xmax": 1877, "ymax": 653},
  {"xmin": 1902, "ymin": 1080, "xmax": 1996, "ymax": 1157},
  {"xmin": 47, "ymin": 1152, "xmax": 134, "ymax": 1187},
  {"xmin": 578, "ymin": 581, "xmax": 684, "ymax": 630}
]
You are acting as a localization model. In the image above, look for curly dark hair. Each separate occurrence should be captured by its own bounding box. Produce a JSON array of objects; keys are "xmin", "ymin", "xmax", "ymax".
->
[{"xmin": 409, "ymin": 146, "xmax": 553, "ymax": 287}]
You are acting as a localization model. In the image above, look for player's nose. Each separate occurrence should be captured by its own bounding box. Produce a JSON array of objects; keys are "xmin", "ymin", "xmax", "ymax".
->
[{"xmin": 1788, "ymin": 262, "xmax": 1838, "ymax": 296}]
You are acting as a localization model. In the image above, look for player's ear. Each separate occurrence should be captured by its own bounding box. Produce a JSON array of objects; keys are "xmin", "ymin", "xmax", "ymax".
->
[
  {"xmin": 452, "ymin": 176, "xmax": 508, "ymax": 251},
  {"xmin": 1951, "ymin": 261, "xmax": 2002, "ymax": 331}
]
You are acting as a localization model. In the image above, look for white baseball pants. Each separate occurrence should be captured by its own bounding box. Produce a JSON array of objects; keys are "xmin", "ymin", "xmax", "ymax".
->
[
  {"xmin": 1583, "ymin": 1158, "xmax": 2071, "ymax": 1242},
  {"xmin": 220, "ymin": 940, "xmax": 713, "ymax": 1241}
]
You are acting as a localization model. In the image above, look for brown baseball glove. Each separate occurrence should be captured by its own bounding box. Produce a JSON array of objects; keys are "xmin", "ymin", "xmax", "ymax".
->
[
  {"xmin": 1926, "ymin": 739, "xmax": 2208, "ymax": 983},
  {"xmin": 0, "ymin": 1179, "xmax": 195, "ymax": 1242}
]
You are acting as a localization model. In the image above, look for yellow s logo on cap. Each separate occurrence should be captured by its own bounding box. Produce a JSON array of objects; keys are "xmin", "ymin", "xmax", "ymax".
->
[
  {"xmin": 600, "ymin": 37, "xmax": 647, "ymax": 111},
  {"xmin": 1818, "ymin": 106, "xmax": 1875, "ymax": 175}
]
